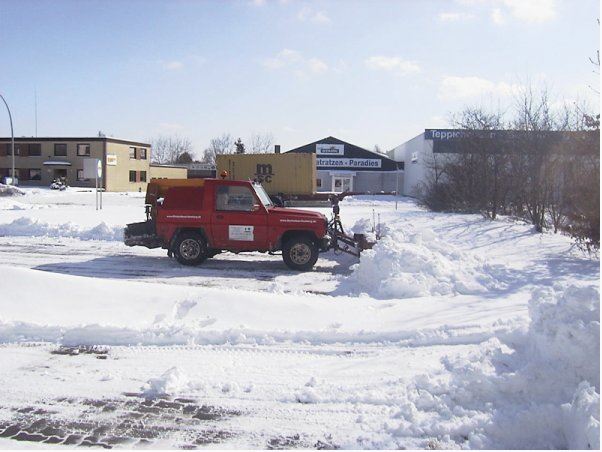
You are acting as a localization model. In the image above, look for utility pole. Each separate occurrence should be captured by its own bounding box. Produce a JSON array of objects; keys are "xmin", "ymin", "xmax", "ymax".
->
[{"xmin": 0, "ymin": 94, "xmax": 15, "ymax": 185}]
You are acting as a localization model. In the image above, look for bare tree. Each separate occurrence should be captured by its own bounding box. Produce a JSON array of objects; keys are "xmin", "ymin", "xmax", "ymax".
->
[
  {"xmin": 201, "ymin": 133, "xmax": 234, "ymax": 164},
  {"xmin": 151, "ymin": 136, "xmax": 194, "ymax": 164},
  {"xmin": 250, "ymin": 133, "xmax": 274, "ymax": 154}
]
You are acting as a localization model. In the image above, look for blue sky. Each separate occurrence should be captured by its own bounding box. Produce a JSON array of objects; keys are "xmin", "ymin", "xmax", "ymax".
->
[{"xmin": 0, "ymin": 0, "xmax": 599, "ymax": 157}]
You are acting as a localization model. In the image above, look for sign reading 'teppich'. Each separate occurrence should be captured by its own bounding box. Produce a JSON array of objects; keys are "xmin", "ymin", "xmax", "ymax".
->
[{"xmin": 317, "ymin": 158, "xmax": 382, "ymax": 168}]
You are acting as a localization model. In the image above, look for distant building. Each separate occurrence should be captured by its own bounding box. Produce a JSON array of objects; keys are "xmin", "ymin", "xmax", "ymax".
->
[
  {"xmin": 287, "ymin": 136, "xmax": 403, "ymax": 194},
  {"xmin": 0, "ymin": 137, "xmax": 187, "ymax": 191},
  {"xmin": 389, "ymin": 128, "xmax": 597, "ymax": 197},
  {"xmin": 184, "ymin": 162, "xmax": 216, "ymax": 179}
]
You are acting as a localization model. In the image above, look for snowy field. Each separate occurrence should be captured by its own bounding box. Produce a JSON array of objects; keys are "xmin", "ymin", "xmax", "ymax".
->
[{"xmin": 0, "ymin": 186, "xmax": 599, "ymax": 449}]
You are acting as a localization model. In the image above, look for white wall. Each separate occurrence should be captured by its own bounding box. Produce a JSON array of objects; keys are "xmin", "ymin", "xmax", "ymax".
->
[{"xmin": 388, "ymin": 133, "xmax": 433, "ymax": 197}]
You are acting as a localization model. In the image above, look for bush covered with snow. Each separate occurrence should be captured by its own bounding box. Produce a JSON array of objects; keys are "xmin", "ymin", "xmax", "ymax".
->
[
  {"xmin": 0, "ymin": 183, "xmax": 25, "ymax": 197},
  {"xmin": 346, "ymin": 229, "xmax": 495, "ymax": 299}
]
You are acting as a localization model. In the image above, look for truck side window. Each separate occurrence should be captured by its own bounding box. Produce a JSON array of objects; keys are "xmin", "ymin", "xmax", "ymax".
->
[{"xmin": 215, "ymin": 185, "xmax": 255, "ymax": 211}]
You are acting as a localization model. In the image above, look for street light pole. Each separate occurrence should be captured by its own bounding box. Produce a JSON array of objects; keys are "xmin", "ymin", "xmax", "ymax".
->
[{"xmin": 0, "ymin": 94, "xmax": 15, "ymax": 185}]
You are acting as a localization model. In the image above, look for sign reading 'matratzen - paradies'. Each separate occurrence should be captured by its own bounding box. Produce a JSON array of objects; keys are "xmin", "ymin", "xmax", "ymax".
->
[
  {"xmin": 314, "ymin": 143, "xmax": 383, "ymax": 168},
  {"xmin": 316, "ymin": 157, "xmax": 382, "ymax": 168}
]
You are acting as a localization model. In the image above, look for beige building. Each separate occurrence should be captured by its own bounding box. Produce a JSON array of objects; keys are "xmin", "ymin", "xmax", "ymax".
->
[{"xmin": 0, "ymin": 137, "xmax": 187, "ymax": 192}]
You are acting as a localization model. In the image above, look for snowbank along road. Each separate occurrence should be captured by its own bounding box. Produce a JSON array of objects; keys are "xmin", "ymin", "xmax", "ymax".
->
[{"xmin": 0, "ymin": 186, "xmax": 599, "ymax": 449}]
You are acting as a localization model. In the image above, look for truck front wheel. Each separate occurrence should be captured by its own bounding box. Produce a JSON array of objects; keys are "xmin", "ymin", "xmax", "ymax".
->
[
  {"xmin": 282, "ymin": 236, "xmax": 318, "ymax": 271},
  {"xmin": 173, "ymin": 232, "xmax": 208, "ymax": 266}
]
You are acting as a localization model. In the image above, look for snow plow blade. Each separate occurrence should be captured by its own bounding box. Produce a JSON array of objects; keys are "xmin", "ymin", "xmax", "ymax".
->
[{"xmin": 124, "ymin": 220, "xmax": 163, "ymax": 248}]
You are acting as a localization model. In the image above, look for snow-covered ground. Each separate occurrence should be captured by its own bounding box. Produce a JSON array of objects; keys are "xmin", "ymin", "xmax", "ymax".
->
[{"xmin": 0, "ymin": 187, "xmax": 598, "ymax": 449}]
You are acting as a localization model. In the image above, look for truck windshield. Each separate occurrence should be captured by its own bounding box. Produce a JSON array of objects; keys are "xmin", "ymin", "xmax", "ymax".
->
[{"xmin": 253, "ymin": 183, "xmax": 273, "ymax": 207}]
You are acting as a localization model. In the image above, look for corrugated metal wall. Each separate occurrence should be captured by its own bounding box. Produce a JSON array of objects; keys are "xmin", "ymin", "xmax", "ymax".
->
[{"xmin": 216, "ymin": 153, "xmax": 316, "ymax": 195}]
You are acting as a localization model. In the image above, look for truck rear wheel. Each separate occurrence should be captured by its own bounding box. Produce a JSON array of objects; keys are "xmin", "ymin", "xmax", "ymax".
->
[
  {"xmin": 173, "ymin": 232, "xmax": 208, "ymax": 266},
  {"xmin": 282, "ymin": 236, "xmax": 318, "ymax": 271}
]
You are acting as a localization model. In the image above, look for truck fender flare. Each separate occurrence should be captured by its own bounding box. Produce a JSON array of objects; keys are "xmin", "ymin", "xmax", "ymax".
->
[{"xmin": 276, "ymin": 230, "xmax": 319, "ymax": 251}]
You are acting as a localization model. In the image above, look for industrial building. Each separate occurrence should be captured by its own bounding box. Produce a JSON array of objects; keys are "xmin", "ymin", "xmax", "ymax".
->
[
  {"xmin": 388, "ymin": 128, "xmax": 597, "ymax": 197},
  {"xmin": 0, "ymin": 137, "xmax": 187, "ymax": 191},
  {"xmin": 286, "ymin": 136, "xmax": 403, "ymax": 194}
]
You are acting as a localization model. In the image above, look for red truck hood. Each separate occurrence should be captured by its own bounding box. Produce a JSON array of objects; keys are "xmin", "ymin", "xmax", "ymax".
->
[{"xmin": 268, "ymin": 207, "xmax": 327, "ymax": 225}]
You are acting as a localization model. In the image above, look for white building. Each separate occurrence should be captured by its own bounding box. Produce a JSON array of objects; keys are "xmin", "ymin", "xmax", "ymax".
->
[{"xmin": 388, "ymin": 130, "xmax": 437, "ymax": 197}]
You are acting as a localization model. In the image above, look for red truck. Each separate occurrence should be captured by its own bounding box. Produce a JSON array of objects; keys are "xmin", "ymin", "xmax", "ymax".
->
[{"xmin": 124, "ymin": 177, "xmax": 369, "ymax": 271}]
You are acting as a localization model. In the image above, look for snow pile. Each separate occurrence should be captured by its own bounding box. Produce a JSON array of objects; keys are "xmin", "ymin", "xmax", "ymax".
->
[
  {"xmin": 0, "ymin": 183, "xmax": 25, "ymax": 197},
  {"xmin": 385, "ymin": 284, "xmax": 600, "ymax": 449},
  {"xmin": 0, "ymin": 217, "xmax": 123, "ymax": 241},
  {"xmin": 346, "ymin": 229, "xmax": 495, "ymax": 299},
  {"xmin": 142, "ymin": 367, "xmax": 193, "ymax": 398},
  {"xmin": 562, "ymin": 382, "xmax": 601, "ymax": 450}
]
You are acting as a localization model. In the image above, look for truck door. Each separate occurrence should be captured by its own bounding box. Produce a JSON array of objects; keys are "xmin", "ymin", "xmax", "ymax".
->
[{"xmin": 210, "ymin": 184, "xmax": 268, "ymax": 250}]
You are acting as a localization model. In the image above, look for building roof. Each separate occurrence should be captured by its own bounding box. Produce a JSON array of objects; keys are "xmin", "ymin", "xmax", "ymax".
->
[
  {"xmin": 0, "ymin": 137, "xmax": 151, "ymax": 147},
  {"xmin": 286, "ymin": 136, "xmax": 400, "ymax": 171}
]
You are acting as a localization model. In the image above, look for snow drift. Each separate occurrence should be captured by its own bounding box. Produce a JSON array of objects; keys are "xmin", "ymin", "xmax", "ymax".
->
[
  {"xmin": 0, "ymin": 217, "xmax": 123, "ymax": 241},
  {"xmin": 385, "ymin": 284, "xmax": 600, "ymax": 449},
  {"xmin": 345, "ymin": 229, "xmax": 496, "ymax": 299},
  {"xmin": 0, "ymin": 183, "xmax": 25, "ymax": 197}
]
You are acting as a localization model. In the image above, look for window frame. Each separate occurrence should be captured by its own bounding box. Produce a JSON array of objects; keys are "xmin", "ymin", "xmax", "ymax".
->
[
  {"xmin": 77, "ymin": 143, "xmax": 91, "ymax": 156},
  {"xmin": 77, "ymin": 169, "xmax": 88, "ymax": 181},
  {"xmin": 129, "ymin": 170, "xmax": 137, "ymax": 182},
  {"xmin": 29, "ymin": 168, "xmax": 42, "ymax": 181},
  {"xmin": 54, "ymin": 143, "xmax": 68, "ymax": 157},
  {"xmin": 129, "ymin": 147, "xmax": 137, "ymax": 159},
  {"xmin": 28, "ymin": 143, "xmax": 41, "ymax": 156},
  {"xmin": 139, "ymin": 148, "xmax": 147, "ymax": 160}
]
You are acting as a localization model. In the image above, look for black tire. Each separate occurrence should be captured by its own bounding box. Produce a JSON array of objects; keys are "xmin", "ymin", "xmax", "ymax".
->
[
  {"xmin": 173, "ymin": 231, "xmax": 208, "ymax": 266},
  {"xmin": 282, "ymin": 236, "xmax": 319, "ymax": 271}
]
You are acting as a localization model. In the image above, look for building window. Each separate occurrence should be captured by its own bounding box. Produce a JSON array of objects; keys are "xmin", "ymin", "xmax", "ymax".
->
[
  {"xmin": 28, "ymin": 144, "xmax": 41, "ymax": 156},
  {"xmin": 77, "ymin": 144, "xmax": 90, "ymax": 156},
  {"xmin": 316, "ymin": 178, "xmax": 322, "ymax": 188},
  {"xmin": 77, "ymin": 169, "xmax": 88, "ymax": 181},
  {"xmin": 13, "ymin": 143, "xmax": 23, "ymax": 155},
  {"xmin": 129, "ymin": 170, "xmax": 137, "ymax": 182},
  {"xmin": 29, "ymin": 169, "xmax": 41, "ymax": 181},
  {"xmin": 129, "ymin": 147, "xmax": 136, "ymax": 159},
  {"xmin": 139, "ymin": 148, "xmax": 147, "ymax": 160},
  {"xmin": 54, "ymin": 143, "xmax": 67, "ymax": 156},
  {"xmin": 140, "ymin": 171, "xmax": 147, "ymax": 182}
]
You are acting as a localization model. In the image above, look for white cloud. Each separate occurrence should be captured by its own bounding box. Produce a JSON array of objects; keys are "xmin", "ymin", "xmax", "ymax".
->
[
  {"xmin": 307, "ymin": 58, "xmax": 328, "ymax": 74},
  {"xmin": 365, "ymin": 56, "xmax": 421, "ymax": 76},
  {"xmin": 453, "ymin": 0, "xmax": 557, "ymax": 24},
  {"xmin": 250, "ymin": 0, "xmax": 266, "ymax": 6},
  {"xmin": 262, "ymin": 49, "xmax": 328, "ymax": 77},
  {"xmin": 502, "ymin": 0, "xmax": 557, "ymax": 23},
  {"xmin": 162, "ymin": 60, "xmax": 184, "ymax": 71},
  {"xmin": 297, "ymin": 6, "xmax": 331, "ymax": 24},
  {"xmin": 439, "ymin": 75, "xmax": 522, "ymax": 101},
  {"xmin": 438, "ymin": 12, "xmax": 476, "ymax": 22},
  {"xmin": 263, "ymin": 48, "xmax": 302, "ymax": 69},
  {"xmin": 491, "ymin": 8, "xmax": 505, "ymax": 24}
]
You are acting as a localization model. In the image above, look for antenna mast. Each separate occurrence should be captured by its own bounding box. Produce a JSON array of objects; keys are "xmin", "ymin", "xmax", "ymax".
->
[{"xmin": 34, "ymin": 88, "xmax": 38, "ymax": 137}]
